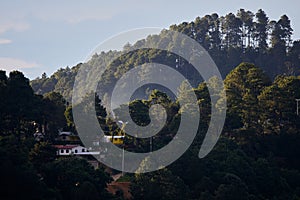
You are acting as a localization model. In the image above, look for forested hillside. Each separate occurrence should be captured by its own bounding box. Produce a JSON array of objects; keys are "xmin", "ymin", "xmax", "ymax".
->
[
  {"xmin": 3, "ymin": 61, "xmax": 300, "ymax": 199},
  {"xmin": 2, "ymin": 8, "xmax": 300, "ymax": 200},
  {"xmin": 31, "ymin": 9, "xmax": 300, "ymax": 102}
]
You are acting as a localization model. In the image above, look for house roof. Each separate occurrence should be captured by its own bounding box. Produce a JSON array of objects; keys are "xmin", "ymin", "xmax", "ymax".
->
[
  {"xmin": 58, "ymin": 131, "xmax": 73, "ymax": 136},
  {"xmin": 53, "ymin": 145, "xmax": 79, "ymax": 149}
]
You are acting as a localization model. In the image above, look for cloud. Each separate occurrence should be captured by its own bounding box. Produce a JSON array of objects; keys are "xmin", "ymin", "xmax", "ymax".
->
[
  {"xmin": 0, "ymin": 57, "xmax": 39, "ymax": 72},
  {"xmin": 0, "ymin": 1, "xmax": 146, "ymax": 27},
  {"xmin": 33, "ymin": 5, "xmax": 120, "ymax": 24},
  {"xmin": 0, "ymin": 38, "xmax": 12, "ymax": 44},
  {"xmin": 64, "ymin": 12, "xmax": 115, "ymax": 24},
  {"xmin": 34, "ymin": 9, "xmax": 115, "ymax": 24},
  {"xmin": 0, "ymin": 20, "xmax": 29, "ymax": 34}
]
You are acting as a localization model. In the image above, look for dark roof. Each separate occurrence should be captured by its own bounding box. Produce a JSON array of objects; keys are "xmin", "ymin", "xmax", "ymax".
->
[{"xmin": 53, "ymin": 145, "xmax": 79, "ymax": 149}]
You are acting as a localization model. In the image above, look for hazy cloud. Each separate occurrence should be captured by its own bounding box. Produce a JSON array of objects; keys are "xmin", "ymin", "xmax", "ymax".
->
[
  {"xmin": 0, "ymin": 20, "xmax": 30, "ymax": 34},
  {"xmin": 35, "ymin": 6, "xmax": 117, "ymax": 24},
  {"xmin": 0, "ymin": 38, "xmax": 12, "ymax": 44},
  {"xmin": 0, "ymin": 1, "xmax": 129, "ymax": 25}
]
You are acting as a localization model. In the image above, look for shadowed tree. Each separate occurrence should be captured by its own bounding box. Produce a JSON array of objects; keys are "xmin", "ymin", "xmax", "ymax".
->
[{"xmin": 254, "ymin": 9, "xmax": 269, "ymax": 52}]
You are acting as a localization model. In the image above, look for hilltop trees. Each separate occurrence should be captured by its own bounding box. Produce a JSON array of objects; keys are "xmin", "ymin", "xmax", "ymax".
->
[
  {"xmin": 237, "ymin": 9, "xmax": 254, "ymax": 49},
  {"xmin": 255, "ymin": 9, "xmax": 269, "ymax": 52},
  {"xmin": 221, "ymin": 13, "xmax": 242, "ymax": 49},
  {"xmin": 31, "ymin": 9, "xmax": 300, "ymax": 100},
  {"xmin": 270, "ymin": 15, "xmax": 293, "ymax": 49},
  {"xmin": 169, "ymin": 9, "xmax": 298, "ymax": 78}
]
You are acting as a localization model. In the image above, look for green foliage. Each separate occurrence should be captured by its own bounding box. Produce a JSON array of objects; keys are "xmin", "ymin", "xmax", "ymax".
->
[
  {"xmin": 224, "ymin": 62, "xmax": 271, "ymax": 130},
  {"xmin": 259, "ymin": 76, "xmax": 300, "ymax": 134},
  {"xmin": 43, "ymin": 157, "xmax": 112, "ymax": 199},
  {"xmin": 43, "ymin": 92, "xmax": 67, "ymax": 139},
  {"xmin": 166, "ymin": 137, "xmax": 300, "ymax": 199},
  {"xmin": 0, "ymin": 71, "xmax": 116, "ymax": 199},
  {"xmin": 64, "ymin": 105, "xmax": 74, "ymax": 128},
  {"xmin": 31, "ymin": 65, "xmax": 80, "ymax": 102},
  {"xmin": 131, "ymin": 168, "xmax": 188, "ymax": 200},
  {"xmin": 29, "ymin": 142, "xmax": 57, "ymax": 170},
  {"xmin": 0, "ymin": 135, "xmax": 55, "ymax": 199},
  {"xmin": 0, "ymin": 133, "xmax": 114, "ymax": 199},
  {"xmin": 0, "ymin": 70, "xmax": 42, "ymax": 137}
]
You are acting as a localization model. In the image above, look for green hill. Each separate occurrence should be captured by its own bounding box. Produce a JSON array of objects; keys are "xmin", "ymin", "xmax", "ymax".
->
[{"xmin": 31, "ymin": 9, "xmax": 300, "ymax": 102}]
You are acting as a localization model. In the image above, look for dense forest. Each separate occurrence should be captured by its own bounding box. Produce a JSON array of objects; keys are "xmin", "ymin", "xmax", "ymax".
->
[
  {"xmin": 1, "ymin": 9, "xmax": 300, "ymax": 199},
  {"xmin": 31, "ymin": 9, "xmax": 300, "ymax": 102}
]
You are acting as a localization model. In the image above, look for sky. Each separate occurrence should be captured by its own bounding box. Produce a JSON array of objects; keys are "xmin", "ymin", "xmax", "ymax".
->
[{"xmin": 1, "ymin": 0, "xmax": 300, "ymax": 80}]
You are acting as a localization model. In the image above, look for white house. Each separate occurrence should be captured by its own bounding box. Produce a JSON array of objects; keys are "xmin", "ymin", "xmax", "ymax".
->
[{"xmin": 53, "ymin": 145, "xmax": 100, "ymax": 156}]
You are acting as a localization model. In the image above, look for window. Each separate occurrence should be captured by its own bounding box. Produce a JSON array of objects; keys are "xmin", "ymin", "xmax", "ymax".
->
[
  {"xmin": 74, "ymin": 150, "xmax": 78, "ymax": 153},
  {"xmin": 82, "ymin": 149, "xmax": 85, "ymax": 152},
  {"xmin": 61, "ymin": 149, "xmax": 64, "ymax": 153},
  {"xmin": 66, "ymin": 149, "xmax": 69, "ymax": 153}
]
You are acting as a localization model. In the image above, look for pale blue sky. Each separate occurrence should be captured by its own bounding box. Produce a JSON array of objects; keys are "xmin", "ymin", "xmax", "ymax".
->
[{"xmin": 1, "ymin": 0, "xmax": 300, "ymax": 79}]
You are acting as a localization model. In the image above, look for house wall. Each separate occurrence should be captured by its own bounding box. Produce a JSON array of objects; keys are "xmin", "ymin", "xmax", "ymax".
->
[{"xmin": 56, "ymin": 146, "xmax": 101, "ymax": 156}]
